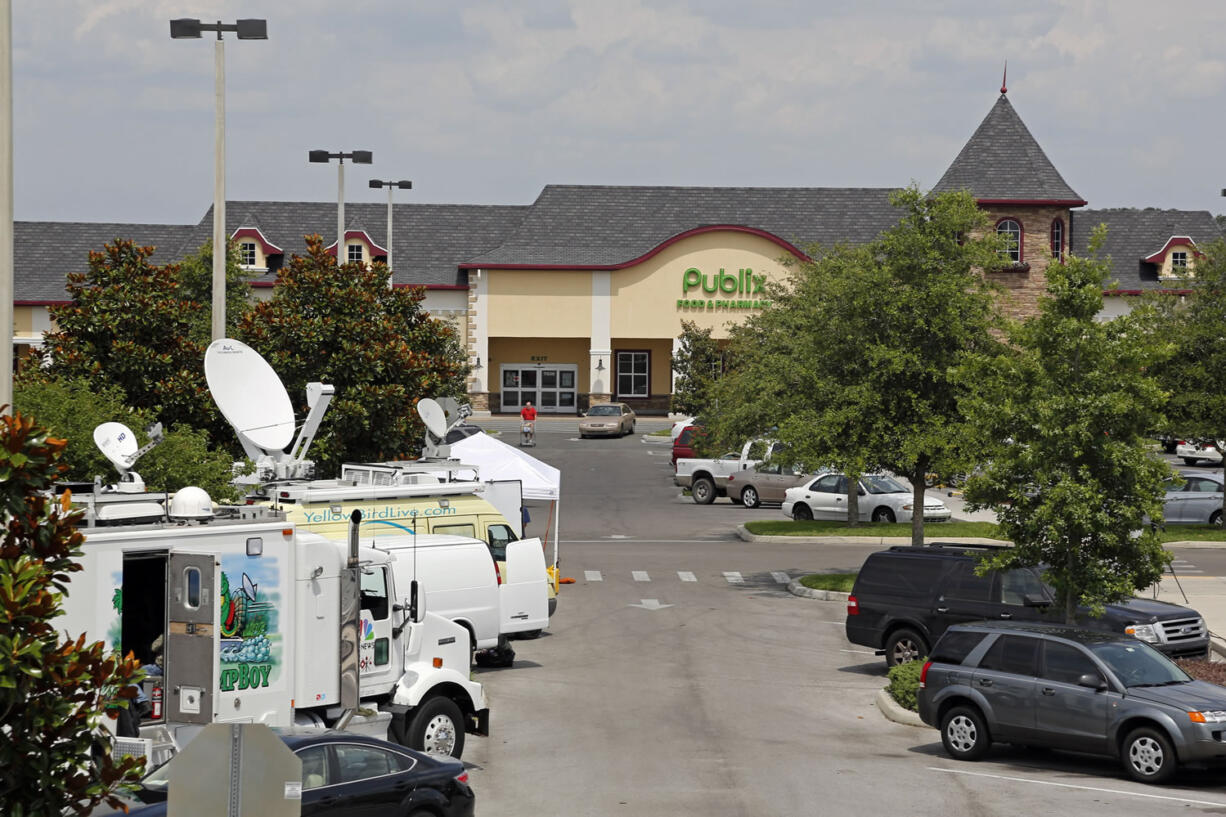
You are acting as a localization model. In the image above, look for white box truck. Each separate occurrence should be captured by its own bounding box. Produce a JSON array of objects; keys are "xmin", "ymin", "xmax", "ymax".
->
[{"xmin": 58, "ymin": 487, "xmax": 489, "ymax": 764}]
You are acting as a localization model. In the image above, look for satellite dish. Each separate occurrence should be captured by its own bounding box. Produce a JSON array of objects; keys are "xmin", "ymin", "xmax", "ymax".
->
[
  {"xmin": 94, "ymin": 422, "xmax": 138, "ymax": 473},
  {"xmin": 437, "ymin": 397, "xmax": 461, "ymax": 426},
  {"xmin": 204, "ymin": 339, "xmax": 295, "ymax": 453},
  {"xmin": 417, "ymin": 398, "xmax": 447, "ymax": 438}
]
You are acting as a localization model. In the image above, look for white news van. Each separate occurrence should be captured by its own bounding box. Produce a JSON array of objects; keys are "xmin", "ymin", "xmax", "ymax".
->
[{"xmin": 58, "ymin": 488, "xmax": 489, "ymax": 763}]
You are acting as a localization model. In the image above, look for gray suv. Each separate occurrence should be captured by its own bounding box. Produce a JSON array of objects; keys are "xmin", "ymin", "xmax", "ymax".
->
[{"xmin": 917, "ymin": 621, "xmax": 1226, "ymax": 784}]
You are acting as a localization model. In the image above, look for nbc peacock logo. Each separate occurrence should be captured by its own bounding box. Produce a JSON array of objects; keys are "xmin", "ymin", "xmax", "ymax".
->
[{"xmin": 361, "ymin": 618, "xmax": 375, "ymax": 641}]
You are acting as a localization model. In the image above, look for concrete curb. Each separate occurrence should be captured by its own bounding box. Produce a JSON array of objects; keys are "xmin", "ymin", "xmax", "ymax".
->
[
  {"xmin": 787, "ymin": 579, "xmax": 849, "ymax": 601},
  {"xmin": 876, "ymin": 688, "xmax": 929, "ymax": 729},
  {"xmin": 738, "ymin": 524, "xmax": 1010, "ymax": 547}
]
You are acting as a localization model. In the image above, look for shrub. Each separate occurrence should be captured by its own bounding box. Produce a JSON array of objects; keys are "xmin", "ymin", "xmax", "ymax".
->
[{"xmin": 887, "ymin": 659, "xmax": 925, "ymax": 712}]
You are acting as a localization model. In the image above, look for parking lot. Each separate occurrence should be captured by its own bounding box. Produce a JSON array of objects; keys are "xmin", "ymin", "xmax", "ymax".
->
[{"xmin": 464, "ymin": 417, "xmax": 1226, "ymax": 815}]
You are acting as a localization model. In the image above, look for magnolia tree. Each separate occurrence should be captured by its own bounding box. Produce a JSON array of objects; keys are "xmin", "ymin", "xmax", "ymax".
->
[{"xmin": 0, "ymin": 410, "xmax": 146, "ymax": 816}]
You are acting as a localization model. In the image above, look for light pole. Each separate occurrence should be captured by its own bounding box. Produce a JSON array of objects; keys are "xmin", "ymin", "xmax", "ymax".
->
[
  {"xmin": 170, "ymin": 17, "xmax": 268, "ymax": 342},
  {"xmin": 309, "ymin": 150, "xmax": 372, "ymax": 267},
  {"xmin": 369, "ymin": 179, "xmax": 411, "ymax": 287},
  {"xmin": 0, "ymin": 0, "xmax": 12, "ymax": 416}
]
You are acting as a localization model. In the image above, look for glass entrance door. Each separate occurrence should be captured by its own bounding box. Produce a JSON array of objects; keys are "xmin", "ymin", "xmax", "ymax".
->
[{"xmin": 500, "ymin": 364, "xmax": 577, "ymax": 413}]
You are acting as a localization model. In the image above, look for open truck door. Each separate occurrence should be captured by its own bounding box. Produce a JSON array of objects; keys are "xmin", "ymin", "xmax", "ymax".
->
[
  {"xmin": 165, "ymin": 552, "xmax": 217, "ymax": 725},
  {"xmin": 483, "ymin": 479, "xmax": 524, "ymax": 537},
  {"xmin": 499, "ymin": 538, "xmax": 549, "ymax": 634}
]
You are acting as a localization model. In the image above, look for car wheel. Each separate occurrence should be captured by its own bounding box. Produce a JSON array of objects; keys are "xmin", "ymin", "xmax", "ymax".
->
[
  {"xmin": 406, "ymin": 697, "xmax": 466, "ymax": 758},
  {"xmin": 741, "ymin": 486, "xmax": 761, "ymax": 509},
  {"xmin": 871, "ymin": 506, "xmax": 896, "ymax": 524},
  {"xmin": 1183, "ymin": 457, "xmax": 1199, "ymax": 466},
  {"xmin": 940, "ymin": 705, "xmax": 991, "ymax": 761},
  {"xmin": 1212, "ymin": 510, "xmax": 1223, "ymax": 527},
  {"xmin": 692, "ymin": 477, "xmax": 716, "ymax": 505},
  {"xmin": 884, "ymin": 627, "xmax": 927, "ymax": 667},
  {"xmin": 792, "ymin": 503, "xmax": 813, "ymax": 521},
  {"xmin": 1122, "ymin": 726, "xmax": 1177, "ymax": 784}
]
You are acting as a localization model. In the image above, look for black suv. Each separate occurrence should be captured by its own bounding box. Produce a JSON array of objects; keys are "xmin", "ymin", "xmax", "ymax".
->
[
  {"xmin": 846, "ymin": 544, "xmax": 1208, "ymax": 667},
  {"xmin": 918, "ymin": 622, "xmax": 1226, "ymax": 783}
]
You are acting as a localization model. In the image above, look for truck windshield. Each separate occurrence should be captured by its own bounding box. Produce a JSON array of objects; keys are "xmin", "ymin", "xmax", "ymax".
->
[{"xmin": 1089, "ymin": 641, "xmax": 1192, "ymax": 688}]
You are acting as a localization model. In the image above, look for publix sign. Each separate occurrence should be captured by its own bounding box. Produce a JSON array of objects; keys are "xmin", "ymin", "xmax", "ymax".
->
[{"xmin": 677, "ymin": 267, "xmax": 771, "ymax": 311}]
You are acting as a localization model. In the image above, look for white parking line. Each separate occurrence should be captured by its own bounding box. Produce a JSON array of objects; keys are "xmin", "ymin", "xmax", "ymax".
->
[
  {"xmin": 678, "ymin": 571, "xmax": 697, "ymax": 582},
  {"xmin": 723, "ymin": 571, "xmax": 744, "ymax": 584},
  {"xmin": 928, "ymin": 767, "xmax": 1226, "ymax": 807},
  {"xmin": 584, "ymin": 570, "xmax": 602, "ymax": 582},
  {"xmin": 771, "ymin": 571, "xmax": 791, "ymax": 584},
  {"xmin": 632, "ymin": 571, "xmax": 651, "ymax": 582}
]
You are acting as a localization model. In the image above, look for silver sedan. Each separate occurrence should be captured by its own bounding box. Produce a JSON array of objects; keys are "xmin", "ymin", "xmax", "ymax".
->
[{"xmin": 1162, "ymin": 470, "xmax": 1224, "ymax": 525}]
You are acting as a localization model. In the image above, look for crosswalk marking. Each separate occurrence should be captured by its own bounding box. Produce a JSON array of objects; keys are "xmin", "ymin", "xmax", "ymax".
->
[
  {"xmin": 723, "ymin": 571, "xmax": 744, "ymax": 584},
  {"xmin": 632, "ymin": 571, "xmax": 651, "ymax": 582},
  {"xmin": 678, "ymin": 571, "xmax": 697, "ymax": 582},
  {"xmin": 771, "ymin": 571, "xmax": 791, "ymax": 584},
  {"xmin": 584, "ymin": 570, "xmax": 602, "ymax": 582}
]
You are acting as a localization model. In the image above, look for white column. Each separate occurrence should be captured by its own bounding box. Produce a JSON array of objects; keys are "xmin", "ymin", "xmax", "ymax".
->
[
  {"xmin": 671, "ymin": 336, "xmax": 683, "ymax": 395},
  {"xmin": 211, "ymin": 37, "xmax": 226, "ymax": 341},
  {"xmin": 471, "ymin": 269, "xmax": 488, "ymax": 394},
  {"xmin": 589, "ymin": 270, "xmax": 612, "ymax": 397},
  {"xmin": 0, "ymin": 0, "xmax": 11, "ymax": 415}
]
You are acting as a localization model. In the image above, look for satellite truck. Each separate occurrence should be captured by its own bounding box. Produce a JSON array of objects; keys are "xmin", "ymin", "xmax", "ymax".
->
[{"xmin": 55, "ymin": 357, "xmax": 489, "ymax": 767}]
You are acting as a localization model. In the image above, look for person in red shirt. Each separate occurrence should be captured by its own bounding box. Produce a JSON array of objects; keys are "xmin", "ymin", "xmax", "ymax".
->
[{"xmin": 520, "ymin": 401, "xmax": 537, "ymax": 444}]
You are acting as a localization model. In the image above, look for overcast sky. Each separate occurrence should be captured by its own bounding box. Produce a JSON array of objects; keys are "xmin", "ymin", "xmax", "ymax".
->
[{"xmin": 13, "ymin": 0, "xmax": 1226, "ymax": 225}]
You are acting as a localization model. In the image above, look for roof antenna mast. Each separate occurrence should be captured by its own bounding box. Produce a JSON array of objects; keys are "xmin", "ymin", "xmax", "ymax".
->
[{"xmin": 1001, "ymin": 60, "xmax": 1008, "ymax": 95}]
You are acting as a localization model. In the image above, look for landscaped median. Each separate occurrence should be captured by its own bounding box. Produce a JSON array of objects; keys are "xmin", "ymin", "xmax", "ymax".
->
[{"xmin": 742, "ymin": 519, "xmax": 1226, "ymax": 546}]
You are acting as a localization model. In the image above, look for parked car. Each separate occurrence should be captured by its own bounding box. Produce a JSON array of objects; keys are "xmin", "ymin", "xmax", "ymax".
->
[
  {"xmin": 675, "ymin": 438, "xmax": 781, "ymax": 504},
  {"xmin": 781, "ymin": 472, "xmax": 951, "ymax": 523},
  {"xmin": 671, "ymin": 424, "xmax": 705, "ymax": 467},
  {"xmin": 1174, "ymin": 438, "xmax": 1223, "ymax": 466},
  {"xmin": 918, "ymin": 621, "xmax": 1226, "ymax": 784},
  {"xmin": 579, "ymin": 402, "xmax": 636, "ymax": 437},
  {"xmin": 98, "ymin": 730, "xmax": 476, "ymax": 816},
  {"xmin": 845, "ymin": 544, "xmax": 1209, "ymax": 667},
  {"xmin": 1161, "ymin": 470, "xmax": 1224, "ymax": 526},
  {"xmin": 670, "ymin": 416, "xmax": 696, "ymax": 441},
  {"xmin": 725, "ymin": 462, "xmax": 810, "ymax": 508}
]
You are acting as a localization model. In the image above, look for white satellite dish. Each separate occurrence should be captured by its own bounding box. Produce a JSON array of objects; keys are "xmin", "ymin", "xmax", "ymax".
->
[
  {"xmin": 94, "ymin": 422, "xmax": 138, "ymax": 473},
  {"xmin": 417, "ymin": 398, "xmax": 448, "ymax": 438},
  {"xmin": 204, "ymin": 339, "xmax": 296, "ymax": 453}
]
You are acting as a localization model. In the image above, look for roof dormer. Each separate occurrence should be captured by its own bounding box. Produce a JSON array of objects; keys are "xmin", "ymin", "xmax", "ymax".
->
[
  {"xmin": 1145, "ymin": 236, "xmax": 1201, "ymax": 279},
  {"xmin": 325, "ymin": 230, "xmax": 388, "ymax": 265},
  {"xmin": 231, "ymin": 226, "xmax": 283, "ymax": 271}
]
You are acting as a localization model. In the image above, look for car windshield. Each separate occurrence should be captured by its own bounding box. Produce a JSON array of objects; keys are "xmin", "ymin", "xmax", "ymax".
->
[
  {"xmin": 588, "ymin": 405, "xmax": 619, "ymax": 416},
  {"xmin": 1089, "ymin": 641, "xmax": 1192, "ymax": 688},
  {"xmin": 862, "ymin": 475, "xmax": 906, "ymax": 494}
]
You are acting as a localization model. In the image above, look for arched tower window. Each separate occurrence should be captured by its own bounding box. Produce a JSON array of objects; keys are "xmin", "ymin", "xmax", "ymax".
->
[
  {"xmin": 1050, "ymin": 218, "xmax": 1064, "ymax": 262},
  {"xmin": 996, "ymin": 218, "xmax": 1022, "ymax": 263}
]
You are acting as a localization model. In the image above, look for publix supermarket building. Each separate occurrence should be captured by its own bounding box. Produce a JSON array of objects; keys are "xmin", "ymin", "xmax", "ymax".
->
[{"xmin": 12, "ymin": 92, "xmax": 1222, "ymax": 415}]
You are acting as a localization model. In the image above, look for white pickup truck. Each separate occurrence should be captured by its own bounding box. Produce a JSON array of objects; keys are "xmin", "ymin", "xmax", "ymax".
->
[{"xmin": 674, "ymin": 439, "xmax": 779, "ymax": 504}]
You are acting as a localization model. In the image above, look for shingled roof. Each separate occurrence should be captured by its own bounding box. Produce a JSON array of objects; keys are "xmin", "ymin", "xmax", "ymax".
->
[
  {"xmin": 465, "ymin": 185, "xmax": 905, "ymax": 268},
  {"xmin": 14, "ymin": 221, "xmax": 196, "ymax": 302},
  {"xmin": 933, "ymin": 94, "xmax": 1085, "ymax": 205},
  {"xmin": 1071, "ymin": 208, "xmax": 1223, "ymax": 290}
]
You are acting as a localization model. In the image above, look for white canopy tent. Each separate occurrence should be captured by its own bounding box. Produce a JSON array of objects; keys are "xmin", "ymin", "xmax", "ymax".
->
[{"xmin": 449, "ymin": 432, "xmax": 561, "ymax": 566}]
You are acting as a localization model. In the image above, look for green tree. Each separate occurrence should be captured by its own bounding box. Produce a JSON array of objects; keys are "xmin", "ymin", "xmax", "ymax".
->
[
  {"xmin": 710, "ymin": 187, "xmax": 1003, "ymax": 539},
  {"xmin": 236, "ymin": 236, "xmax": 469, "ymax": 476},
  {"xmin": 34, "ymin": 239, "xmax": 224, "ymax": 438},
  {"xmin": 13, "ymin": 377, "xmax": 240, "ymax": 500},
  {"xmin": 1151, "ymin": 237, "xmax": 1226, "ymax": 521},
  {"xmin": 0, "ymin": 410, "xmax": 146, "ymax": 816},
  {"xmin": 177, "ymin": 238, "xmax": 257, "ymax": 344},
  {"xmin": 670, "ymin": 320, "xmax": 726, "ymax": 417},
  {"xmin": 959, "ymin": 227, "xmax": 1173, "ymax": 622}
]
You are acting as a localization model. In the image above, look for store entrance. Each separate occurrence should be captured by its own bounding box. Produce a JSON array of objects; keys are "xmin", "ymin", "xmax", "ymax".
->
[{"xmin": 500, "ymin": 364, "xmax": 578, "ymax": 414}]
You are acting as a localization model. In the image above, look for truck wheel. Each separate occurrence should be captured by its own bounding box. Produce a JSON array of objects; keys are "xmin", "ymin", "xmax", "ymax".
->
[
  {"xmin": 692, "ymin": 477, "xmax": 716, "ymax": 505},
  {"xmin": 940, "ymin": 705, "xmax": 991, "ymax": 761},
  {"xmin": 1122, "ymin": 727, "xmax": 1177, "ymax": 784},
  {"xmin": 741, "ymin": 486, "xmax": 761, "ymax": 509},
  {"xmin": 884, "ymin": 627, "xmax": 927, "ymax": 666},
  {"xmin": 406, "ymin": 697, "xmax": 465, "ymax": 758},
  {"xmin": 792, "ymin": 503, "xmax": 813, "ymax": 521}
]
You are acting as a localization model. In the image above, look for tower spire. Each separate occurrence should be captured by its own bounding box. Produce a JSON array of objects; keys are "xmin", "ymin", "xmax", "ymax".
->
[{"xmin": 1001, "ymin": 60, "xmax": 1008, "ymax": 95}]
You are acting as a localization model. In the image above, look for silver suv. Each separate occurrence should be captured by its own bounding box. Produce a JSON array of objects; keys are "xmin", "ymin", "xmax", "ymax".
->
[{"xmin": 917, "ymin": 621, "xmax": 1226, "ymax": 784}]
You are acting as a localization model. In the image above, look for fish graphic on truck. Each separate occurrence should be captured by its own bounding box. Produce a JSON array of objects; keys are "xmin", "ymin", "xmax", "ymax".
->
[{"xmin": 217, "ymin": 559, "xmax": 280, "ymax": 691}]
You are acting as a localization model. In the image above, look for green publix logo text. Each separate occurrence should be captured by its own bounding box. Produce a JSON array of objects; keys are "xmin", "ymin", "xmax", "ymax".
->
[{"xmin": 677, "ymin": 267, "xmax": 771, "ymax": 310}]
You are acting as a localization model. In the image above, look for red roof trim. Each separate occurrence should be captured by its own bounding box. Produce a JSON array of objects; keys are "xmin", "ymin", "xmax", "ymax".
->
[
  {"xmin": 230, "ymin": 226, "xmax": 283, "ymax": 255},
  {"xmin": 1102, "ymin": 289, "xmax": 1193, "ymax": 296},
  {"xmin": 458, "ymin": 224, "xmax": 810, "ymax": 271},
  {"xmin": 1142, "ymin": 236, "xmax": 1197, "ymax": 265},
  {"xmin": 249, "ymin": 280, "xmax": 467, "ymax": 291},
  {"xmin": 15, "ymin": 300, "xmax": 67, "ymax": 306},
  {"xmin": 325, "ymin": 230, "xmax": 389, "ymax": 257},
  {"xmin": 977, "ymin": 198, "xmax": 1088, "ymax": 207}
]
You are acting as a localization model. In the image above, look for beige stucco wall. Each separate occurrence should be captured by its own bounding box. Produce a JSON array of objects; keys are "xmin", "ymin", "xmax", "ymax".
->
[
  {"xmin": 490, "ymin": 337, "xmax": 591, "ymax": 391},
  {"xmin": 1156, "ymin": 245, "xmax": 1196, "ymax": 279},
  {"xmin": 610, "ymin": 231, "xmax": 791, "ymax": 339},
  {"xmin": 611, "ymin": 337, "xmax": 674, "ymax": 394},
  {"xmin": 487, "ymin": 270, "xmax": 592, "ymax": 337}
]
